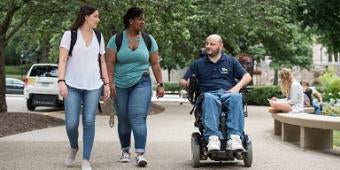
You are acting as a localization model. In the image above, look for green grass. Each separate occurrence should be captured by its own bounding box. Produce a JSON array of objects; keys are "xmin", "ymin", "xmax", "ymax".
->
[
  {"xmin": 6, "ymin": 74, "xmax": 24, "ymax": 80},
  {"xmin": 5, "ymin": 65, "xmax": 28, "ymax": 80},
  {"xmin": 5, "ymin": 65, "xmax": 22, "ymax": 75},
  {"xmin": 334, "ymin": 131, "xmax": 340, "ymax": 147}
]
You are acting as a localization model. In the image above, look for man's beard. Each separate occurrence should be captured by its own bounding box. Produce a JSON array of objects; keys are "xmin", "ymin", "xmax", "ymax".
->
[{"xmin": 207, "ymin": 49, "xmax": 220, "ymax": 57}]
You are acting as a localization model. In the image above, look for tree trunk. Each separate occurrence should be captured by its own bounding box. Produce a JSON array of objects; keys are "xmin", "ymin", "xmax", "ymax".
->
[
  {"xmin": 0, "ymin": 41, "xmax": 7, "ymax": 113},
  {"xmin": 167, "ymin": 68, "xmax": 171, "ymax": 82},
  {"xmin": 39, "ymin": 36, "xmax": 50, "ymax": 63},
  {"xmin": 273, "ymin": 69, "xmax": 278, "ymax": 85}
]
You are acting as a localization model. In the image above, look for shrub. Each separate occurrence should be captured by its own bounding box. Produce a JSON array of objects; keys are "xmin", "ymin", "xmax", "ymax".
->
[
  {"xmin": 245, "ymin": 86, "xmax": 283, "ymax": 105},
  {"xmin": 164, "ymin": 82, "xmax": 180, "ymax": 93},
  {"xmin": 319, "ymin": 68, "xmax": 340, "ymax": 101},
  {"xmin": 323, "ymin": 103, "xmax": 340, "ymax": 116},
  {"xmin": 153, "ymin": 82, "xmax": 180, "ymax": 94}
]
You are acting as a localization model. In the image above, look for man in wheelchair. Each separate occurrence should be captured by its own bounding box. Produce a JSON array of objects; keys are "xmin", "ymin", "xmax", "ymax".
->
[{"xmin": 179, "ymin": 34, "xmax": 252, "ymax": 152}]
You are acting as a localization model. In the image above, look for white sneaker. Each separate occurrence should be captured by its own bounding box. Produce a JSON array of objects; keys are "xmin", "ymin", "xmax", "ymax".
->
[
  {"xmin": 136, "ymin": 155, "xmax": 148, "ymax": 167},
  {"xmin": 81, "ymin": 159, "xmax": 92, "ymax": 170},
  {"xmin": 227, "ymin": 135, "xmax": 245, "ymax": 151},
  {"xmin": 119, "ymin": 151, "xmax": 130, "ymax": 163},
  {"xmin": 64, "ymin": 147, "xmax": 78, "ymax": 166},
  {"xmin": 207, "ymin": 136, "xmax": 220, "ymax": 151}
]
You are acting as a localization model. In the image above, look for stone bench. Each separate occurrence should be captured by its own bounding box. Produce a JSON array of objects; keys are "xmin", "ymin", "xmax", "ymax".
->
[
  {"xmin": 303, "ymin": 107, "xmax": 314, "ymax": 113},
  {"xmin": 272, "ymin": 113, "xmax": 340, "ymax": 150}
]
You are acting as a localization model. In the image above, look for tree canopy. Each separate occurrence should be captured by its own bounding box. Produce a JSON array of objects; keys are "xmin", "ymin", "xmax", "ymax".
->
[{"xmin": 1, "ymin": 0, "xmax": 337, "ymax": 112}]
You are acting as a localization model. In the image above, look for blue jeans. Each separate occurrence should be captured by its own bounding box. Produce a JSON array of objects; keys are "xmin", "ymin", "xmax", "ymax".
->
[
  {"xmin": 202, "ymin": 89, "xmax": 244, "ymax": 139},
  {"xmin": 115, "ymin": 72, "xmax": 152, "ymax": 153},
  {"xmin": 64, "ymin": 85, "xmax": 102, "ymax": 160},
  {"xmin": 312, "ymin": 100, "xmax": 322, "ymax": 115}
]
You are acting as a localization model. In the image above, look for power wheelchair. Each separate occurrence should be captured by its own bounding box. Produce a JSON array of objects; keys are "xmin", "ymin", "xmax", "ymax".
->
[{"xmin": 187, "ymin": 75, "xmax": 253, "ymax": 168}]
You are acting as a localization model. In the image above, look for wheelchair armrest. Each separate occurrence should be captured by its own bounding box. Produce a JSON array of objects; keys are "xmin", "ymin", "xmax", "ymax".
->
[{"xmin": 240, "ymin": 86, "xmax": 253, "ymax": 93}]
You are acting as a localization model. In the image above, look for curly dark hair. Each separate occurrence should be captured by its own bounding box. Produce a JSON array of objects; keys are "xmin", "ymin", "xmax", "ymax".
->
[{"xmin": 123, "ymin": 7, "xmax": 144, "ymax": 29}]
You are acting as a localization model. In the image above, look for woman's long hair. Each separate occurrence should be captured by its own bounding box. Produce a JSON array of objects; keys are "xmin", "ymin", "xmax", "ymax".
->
[
  {"xmin": 279, "ymin": 68, "xmax": 293, "ymax": 97},
  {"xmin": 70, "ymin": 5, "xmax": 97, "ymax": 30},
  {"xmin": 123, "ymin": 7, "xmax": 144, "ymax": 29}
]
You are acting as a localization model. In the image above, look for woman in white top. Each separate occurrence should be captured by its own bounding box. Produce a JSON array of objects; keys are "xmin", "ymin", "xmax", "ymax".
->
[
  {"xmin": 269, "ymin": 68, "xmax": 304, "ymax": 113},
  {"xmin": 58, "ymin": 5, "xmax": 110, "ymax": 170}
]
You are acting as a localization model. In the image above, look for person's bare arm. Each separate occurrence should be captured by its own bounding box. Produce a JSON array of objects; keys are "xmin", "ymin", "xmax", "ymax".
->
[
  {"xmin": 313, "ymin": 89, "xmax": 323, "ymax": 103},
  {"xmin": 229, "ymin": 73, "xmax": 252, "ymax": 93},
  {"xmin": 150, "ymin": 51, "xmax": 164, "ymax": 98},
  {"xmin": 58, "ymin": 47, "xmax": 68, "ymax": 97},
  {"xmin": 105, "ymin": 48, "xmax": 116, "ymax": 97},
  {"xmin": 100, "ymin": 54, "xmax": 110, "ymax": 100},
  {"xmin": 179, "ymin": 79, "xmax": 188, "ymax": 89}
]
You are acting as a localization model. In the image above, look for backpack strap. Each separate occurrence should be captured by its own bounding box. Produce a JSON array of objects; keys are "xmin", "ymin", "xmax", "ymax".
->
[
  {"xmin": 115, "ymin": 31, "xmax": 152, "ymax": 53},
  {"xmin": 68, "ymin": 29, "xmax": 77, "ymax": 56},
  {"xmin": 141, "ymin": 32, "xmax": 152, "ymax": 52},
  {"xmin": 94, "ymin": 29, "xmax": 101, "ymax": 45},
  {"xmin": 93, "ymin": 29, "xmax": 103, "ymax": 79},
  {"xmin": 115, "ymin": 32, "xmax": 124, "ymax": 53}
]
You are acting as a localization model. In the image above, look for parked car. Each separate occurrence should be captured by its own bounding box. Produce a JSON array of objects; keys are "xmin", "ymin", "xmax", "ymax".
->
[
  {"xmin": 6, "ymin": 77, "xmax": 24, "ymax": 94},
  {"xmin": 23, "ymin": 63, "xmax": 63, "ymax": 111}
]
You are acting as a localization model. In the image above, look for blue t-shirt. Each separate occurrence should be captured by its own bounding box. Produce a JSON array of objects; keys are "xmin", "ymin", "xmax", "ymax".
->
[
  {"xmin": 183, "ymin": 54, "xmax": 247, "ymax": 92},
  {"xmin": 106, "ymin": 30, "xmax": 158, "ymax": 88}
]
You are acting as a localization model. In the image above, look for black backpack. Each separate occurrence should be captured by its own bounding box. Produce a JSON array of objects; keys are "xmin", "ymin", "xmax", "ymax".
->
[
  {"xmin": 68, "ymin": 29, "xmax": 103, "ymax": 79},
  {"xmin": 115, "ymin": 32, "xmax": 152, "ymax": 53}
]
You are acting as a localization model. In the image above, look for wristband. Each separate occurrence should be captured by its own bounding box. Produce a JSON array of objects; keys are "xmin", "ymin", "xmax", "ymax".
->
[
  {"xmin": 157, "ymin": 82, "xmax": 164, "ymax": 87},
  {"xmin": 57, "ymin": 79, "xmax": 65, "ymax": 83}
]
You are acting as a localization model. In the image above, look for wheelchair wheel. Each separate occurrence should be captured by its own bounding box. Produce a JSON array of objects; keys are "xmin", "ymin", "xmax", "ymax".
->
[
  {"xmin": 243, "ymin": 142, "xmax": 253, "ymax": 167},
  {"xmin": 191, "ymin": 132, "xmax": 201, "ymax": 168}
]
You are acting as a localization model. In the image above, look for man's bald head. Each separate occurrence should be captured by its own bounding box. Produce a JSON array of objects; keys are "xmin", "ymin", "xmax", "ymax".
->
[
  {"xmin": 206, "ymin": 34, "xmax": 223, "ymax": 45},
  {"xmin": 205, "ymin": 34, "xmax": 223, "ymax": 58}
]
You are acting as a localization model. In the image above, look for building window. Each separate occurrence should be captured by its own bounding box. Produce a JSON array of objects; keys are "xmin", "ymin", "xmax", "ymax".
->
[{"xmin": 328, "ymin": 54, "xmax": 332, "ymax": 63}]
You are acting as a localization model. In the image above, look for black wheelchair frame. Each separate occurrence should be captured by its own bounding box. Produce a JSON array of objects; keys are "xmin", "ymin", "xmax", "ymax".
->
[{"xmin": 187, "ymin": 75, "xmax": 253, "ymax": 168}]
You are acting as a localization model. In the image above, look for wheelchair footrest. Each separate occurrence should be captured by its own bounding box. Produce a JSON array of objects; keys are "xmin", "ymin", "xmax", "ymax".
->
[{"xmin": 207, "ymin": 150, "xmax": 234, "ymax": 161}]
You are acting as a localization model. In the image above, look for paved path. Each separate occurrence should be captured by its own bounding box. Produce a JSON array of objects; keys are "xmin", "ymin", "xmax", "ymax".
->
[{"xmin": 1, "ymin": 102, "xmax": 340, "ymax": 170}]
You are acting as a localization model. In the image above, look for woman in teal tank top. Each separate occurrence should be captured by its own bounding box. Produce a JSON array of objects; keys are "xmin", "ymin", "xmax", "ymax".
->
[{"xmin": 106, "ymin": 7, "xmax": 164, "ymax": 167}]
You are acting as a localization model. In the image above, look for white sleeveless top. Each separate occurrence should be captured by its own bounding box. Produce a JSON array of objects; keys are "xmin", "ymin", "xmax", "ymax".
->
[
  {"xmin": 288, "ymin": 80, "xmax": 304, "ymax": 113},
  {"xmin": 60, "ymin": 29, "xmax": 105, "ymax": 90}
]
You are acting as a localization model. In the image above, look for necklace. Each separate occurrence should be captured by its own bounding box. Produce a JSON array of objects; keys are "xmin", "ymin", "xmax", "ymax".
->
[{"xmin": 128, "ymin": 38, "xmax": 140, "ymax": 42}]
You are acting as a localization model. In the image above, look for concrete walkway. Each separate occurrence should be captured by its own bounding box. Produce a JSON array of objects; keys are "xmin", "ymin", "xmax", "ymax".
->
[{"xmin": 1, "ymin": 102, "xmax": 340, "ymax": 170}]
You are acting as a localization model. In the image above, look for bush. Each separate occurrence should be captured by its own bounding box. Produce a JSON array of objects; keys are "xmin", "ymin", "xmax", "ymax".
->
[
  {"xmin": 323, "ymin": 104, "xmax": 340, "ymax": 116},
  {"xmin": 5, "ymin": 64, "xmax": 31, "ymax": 76},
  {"xmin": 319, "ymin": 68, "xmax": 340, "ymax": 101},
  {"xmin": 164, "ymin": 82, "xmax": 180, "ymax": 93},
  {"xmin": 153, "ymin": 82, "xmax": 180, "ymax": 94},
  {"xmin": 245, "ymin": 86, "xmax": 283, "ymax": 105}
]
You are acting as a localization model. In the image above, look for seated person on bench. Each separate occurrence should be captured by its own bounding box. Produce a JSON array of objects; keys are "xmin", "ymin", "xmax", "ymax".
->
[
  {"xmin": 179, "ymin": 34, "xmax": 252, "ymax": 151},
  {"xmin": 268, "ymin": 68, "xmax": 304, "ymax": 114}
]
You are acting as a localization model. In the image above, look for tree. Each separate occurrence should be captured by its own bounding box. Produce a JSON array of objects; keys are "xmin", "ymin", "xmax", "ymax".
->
[
  {"xmin": 0, "ymin": 0, "xmax": 87, "ymax": 112},
  {"xmin": 0, "ymin": 0, "xmax": 37, "ymax": 112},
  {"xmin": 293, "ymin": 0, "xmax": 340, "ymax": 56},
  {"xmin": 242, "ymin": 0, "xmax": 312, "ymax": 84}
]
